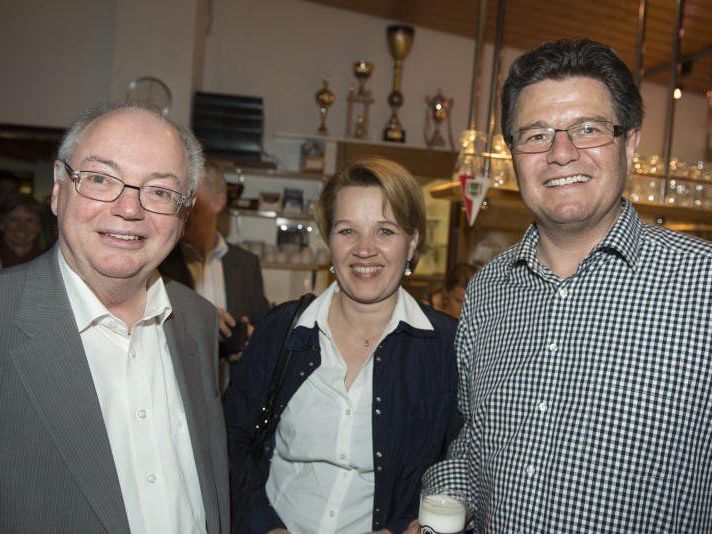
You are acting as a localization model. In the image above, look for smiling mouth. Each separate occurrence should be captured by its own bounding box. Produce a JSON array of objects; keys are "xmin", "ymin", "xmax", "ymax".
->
[
  {"xmin": 544, "ymin": 174, "xmax": 592, "ymax": 188},
  {"xmin": 103, "ymin": 232, "xmax": 143, "ymax": 241},
  {"xmin": 352, "ymin": 264, "xmax": 383, "ymax": 275}
]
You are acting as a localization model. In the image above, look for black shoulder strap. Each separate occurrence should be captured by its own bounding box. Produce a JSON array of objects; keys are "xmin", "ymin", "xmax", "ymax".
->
[{"xmin": 250, "ymin": 292, "xmax": 316, "ymax": 455}]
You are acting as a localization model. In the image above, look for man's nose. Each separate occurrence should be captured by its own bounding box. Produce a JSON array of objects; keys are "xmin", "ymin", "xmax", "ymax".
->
[
  {"xmin": 111, "ymin": 185, "xmax": 145, "ymax": 219},
  {"xmin": 546, "ymin": 130, "xmax": 580, "ymax": 166}
]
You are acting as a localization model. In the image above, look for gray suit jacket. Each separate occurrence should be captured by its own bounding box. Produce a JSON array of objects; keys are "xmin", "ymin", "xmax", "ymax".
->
[{"xmin": 0, "ymin": 248, "xmax": 229, "ymax": 533}]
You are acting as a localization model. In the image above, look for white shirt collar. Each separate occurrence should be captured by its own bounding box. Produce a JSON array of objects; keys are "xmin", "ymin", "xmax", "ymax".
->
[
  {"xmin": 297, "ymin": 281, "xmax": 433, "ymax": 333},
  {"xmin": 57, "ymin": 247, "xmax": 173, "ymax": 332}
]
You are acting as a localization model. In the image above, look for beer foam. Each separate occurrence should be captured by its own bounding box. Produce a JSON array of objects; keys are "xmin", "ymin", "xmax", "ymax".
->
[{"xmin": 419, "ymin": 494, "xmax": 466, "ymax": 533}]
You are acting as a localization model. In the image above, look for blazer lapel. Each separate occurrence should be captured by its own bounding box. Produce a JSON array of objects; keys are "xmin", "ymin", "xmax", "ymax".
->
[
  {"xmin": 164, "ymin": 308, "xmax": 220, "ymax": 534},
  {"xmin": 11, "ymin": 250, "xmax": 130, "ymax": 533}
]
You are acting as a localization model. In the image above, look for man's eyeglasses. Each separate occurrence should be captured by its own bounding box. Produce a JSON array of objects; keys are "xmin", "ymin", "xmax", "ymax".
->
[
  {"xmin": 508, "ymin": 120, "xmax": 626, "ymax": 154},
  {"xmin": 62, "ymin": 161, "xmax": 192, "ymax": 215}
]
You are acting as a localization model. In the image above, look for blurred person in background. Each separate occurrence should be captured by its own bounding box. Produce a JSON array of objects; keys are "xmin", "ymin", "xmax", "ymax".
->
[
  {"xmin": 428, "ymin": 262, "xmax": 480, "ymax": 318},
  {"xmin": 0, "ymin": 193, "xmax": 45, "ymax": 268},
  {"xmin": 224, "ymin": 157, "xmax": 462, "ymax": 533},
  {"xmin": 159, "ymin": 161, "xmax": 269, "ymax": 388},
  {"xmin": 0, "ymin": 169, "xmax": 19, "ymax": 211}
]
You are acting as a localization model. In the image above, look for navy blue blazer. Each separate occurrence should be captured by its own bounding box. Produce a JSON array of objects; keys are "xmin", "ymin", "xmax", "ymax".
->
[{"xmin": 224, "ymin": 295, "xmax": 462, "ymax": 533}]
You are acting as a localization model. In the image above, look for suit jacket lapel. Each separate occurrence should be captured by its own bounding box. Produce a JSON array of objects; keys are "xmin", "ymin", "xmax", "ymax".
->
[
  {"xmin": 164, "ymin": 304, "xmax": 220, "ymax": 534},
  {"xmin": 11, "ymin": 250, "xmax": 130, "ymax": 533}
]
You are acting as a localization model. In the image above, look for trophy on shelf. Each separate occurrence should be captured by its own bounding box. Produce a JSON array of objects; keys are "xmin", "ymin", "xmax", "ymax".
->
[
  {"xmin": 424, "ymin": 91, "xmax": 454, "ymax": 149},
  {"xmin": 315, "ymin": 79, "xmax": 336, "ymax": 136},
  {"xmin": 383, "ymin": 25, "xmax": 415, "ymax": 143},
  {"xmin": 346, "ymin": 61, "xmax": 374, "ymax": 139}
]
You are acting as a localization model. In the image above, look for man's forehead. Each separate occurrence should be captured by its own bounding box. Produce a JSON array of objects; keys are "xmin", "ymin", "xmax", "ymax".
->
[
  {"xmin": 73, "ymin": 109, "xmax": 189, "ymax": 182},
  {"xmin": 515, "ymin": 76, "xmax": 617, "ymax": 126}
]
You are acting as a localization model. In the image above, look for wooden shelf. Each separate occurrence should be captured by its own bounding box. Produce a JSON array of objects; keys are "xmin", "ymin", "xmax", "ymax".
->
[
  {"xmin": 262, "ymin": 262, "xmax": 329, "ymax": 271},
  {"xmin": 431, "ymin": 181, "xmax": 712, "ymax": 233},
  {"xmin": 230, "ymin": 208, "xmax": 315, "ymax": 223},
  {"xmin": 209, "ymin": 159, "xmax": 329, "ymax": 182}
]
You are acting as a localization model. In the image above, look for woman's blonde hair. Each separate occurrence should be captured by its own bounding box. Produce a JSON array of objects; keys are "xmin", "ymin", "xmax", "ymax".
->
[{"xmin": 314, "ymin": 156, "xmax": 426, "ymax": 267}]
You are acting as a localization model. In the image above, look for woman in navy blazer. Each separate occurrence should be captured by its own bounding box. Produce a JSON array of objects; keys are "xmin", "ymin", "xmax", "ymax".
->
[{"xmin": 224, "ymin": 157, "xmax": 462, "ymax": 533}]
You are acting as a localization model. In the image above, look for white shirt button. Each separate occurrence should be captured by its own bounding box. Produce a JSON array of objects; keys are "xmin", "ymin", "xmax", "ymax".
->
[
  {"xmin": 548, "ymin": 342, "xmax": 558, "ymax": 353},
  {"xmin": 129, "ymin": 350, "xmax": 137, "ymax": 359},
  {"xmin": 526, "ymin": 464, "xmax": 536, "ymax": 476},
  {"xmin": 137, "ymin": 409, "xmax": 147, "ymax": 419},
  {"xmin": 344, "ymin": 408, "xmax": 351, "ymax": 416},
  {"xmin": 147, "ymin": 473, "xmax": 157, "ymax": 483},
  {"xmin": 329, "ymin": 510, "xmax": 335, "ymax": 518},
  {"xmin": 339, "ymin": 453, "xmax": 347, "ymax": 460},
  {"xmin": 537, "ymin": 401, "xmax": 548, "ymax": 413},
  {"xmin": 558, "ymin": 286, "xmax": 569, "ymax": 298}
]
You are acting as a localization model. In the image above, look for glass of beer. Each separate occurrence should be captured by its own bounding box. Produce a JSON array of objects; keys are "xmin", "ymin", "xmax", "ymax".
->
[{"xmin": 418, "ymin": 487, "xmax": 468, "ymax": 534}]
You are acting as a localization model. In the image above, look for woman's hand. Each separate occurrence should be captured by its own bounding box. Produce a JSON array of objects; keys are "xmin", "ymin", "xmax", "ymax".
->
[
  {"xmin": 267, "ymin": 529, "xmax": 288, "ymax": 534},
  {"xmin": 404, "ymin": 519, "xmax": 420, "ymax": 533}
]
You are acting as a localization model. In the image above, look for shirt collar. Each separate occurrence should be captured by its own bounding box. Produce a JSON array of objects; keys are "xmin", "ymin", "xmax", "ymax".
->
[
  {"xmin": 180, "ymin": 233, "xmax": 229, "ymax": 262},
  {"xmin": 509, "ymin": 198, "xmax": 643, "ymax": 275},
  {"xmin": 296, "ymin": 281, "xmax": 433, "ymax": 334},
  {"xmin": 58, "ymin": 247, "xmax": 173, "ymax": 332}
]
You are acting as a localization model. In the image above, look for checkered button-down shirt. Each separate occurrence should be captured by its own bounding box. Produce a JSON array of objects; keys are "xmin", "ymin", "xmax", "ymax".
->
[{"xmin": 424, "ymin": 200, "xmax": 712, "ymax": 533}]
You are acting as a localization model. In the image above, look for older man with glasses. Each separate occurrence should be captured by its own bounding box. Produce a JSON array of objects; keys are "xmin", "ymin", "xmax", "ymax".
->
[
  {"xmin": 414, "ymin": 39, "xmax": 712, "ymax": 533},
  {"xmin": 0, "ymin": 102, "xmax": 229, "ymax": 533}
]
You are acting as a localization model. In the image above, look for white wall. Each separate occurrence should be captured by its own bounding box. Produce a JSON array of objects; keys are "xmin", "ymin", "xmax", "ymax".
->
[
  {"xmin": 0, "ymin": 0, "xmax": 708, "ymax": 162},
  {"xmin": 202, "ymin": 0, "xmax": 709, "ymax": 165},
  {"xmin": 0, "ymin": 0, "xmax": 202, "ymax": 128},
  {"xmin": 638, "ymin": 82, "xmax": 708, "ymax": 161},
  {"xmin": 0, "ymin": 0, "xmax": 115, "ymax": 127}
]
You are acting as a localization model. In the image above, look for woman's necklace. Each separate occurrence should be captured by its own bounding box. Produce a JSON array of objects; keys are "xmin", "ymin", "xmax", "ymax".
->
[{"xmin": 337, "ymin": 294, "xmax": 381, "ymax": 349}]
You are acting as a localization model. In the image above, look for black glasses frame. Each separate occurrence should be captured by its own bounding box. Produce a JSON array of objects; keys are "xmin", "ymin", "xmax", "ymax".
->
[{"xmin": 62, "ymin": 161, "xmax": 191, "ymax": 215}]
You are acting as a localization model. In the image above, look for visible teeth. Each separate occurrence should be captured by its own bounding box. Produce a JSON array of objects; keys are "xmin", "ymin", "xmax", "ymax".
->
[
  {"xmin": 546, "ymin": 175, "xmax": 591, "ymax": 187},
  {"xmin": 107, "ymin": 233, "xmax": 140, "ymax": 241},
  {"xmin": 353, "ymin": 265, "xmax": 381, "ymax": 274}
]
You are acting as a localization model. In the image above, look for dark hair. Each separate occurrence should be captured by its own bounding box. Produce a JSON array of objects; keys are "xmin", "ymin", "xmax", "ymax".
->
[
  {"xmin": 0, "ymin": 193, "xmax": 44, "ymax": 221},
  {"xmin": 314, "ymin": 156, "xmax": 426, "ymax": 267},
  {"xmin": 501, "ymin": 39, "xmax": 643, "ymax": 143},
  {"xmin": 445, "ymin": 262, "xmax": 481, "ymax": 291}
]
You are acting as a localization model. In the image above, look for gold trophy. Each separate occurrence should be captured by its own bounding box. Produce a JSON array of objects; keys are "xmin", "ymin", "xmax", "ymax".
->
[
  {"xmin": 383, "ymin": 25, "xmax": 415, "ymax": 143},
  {"xmin": 425, "ymin": 91, "xmax": 454, "ymax": 148},
  {"xmin": 315, "ymin": 79, "xmax": 336, "ymax": 136},
  {"xmin": 346, "ymin": 61, "xmax": 374, "ymax": 139}
]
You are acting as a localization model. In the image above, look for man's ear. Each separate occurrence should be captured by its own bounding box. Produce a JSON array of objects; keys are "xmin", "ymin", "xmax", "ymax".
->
[
  {"xmin": 214, "ymin": 191, "xmax": 227, "ymax": 214},
  {"xmin": 51, "ymin": 160, "xmax": 65, "ymax": 216},
  {"xmin": 625, "ymin": 128, "xmax": 641, "ymax": 174}
]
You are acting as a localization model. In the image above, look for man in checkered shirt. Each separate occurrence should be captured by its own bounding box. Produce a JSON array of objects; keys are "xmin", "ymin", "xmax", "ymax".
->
[{"xmin": 417, "ymin": 39, "xmax": 712, "ymax": 533}]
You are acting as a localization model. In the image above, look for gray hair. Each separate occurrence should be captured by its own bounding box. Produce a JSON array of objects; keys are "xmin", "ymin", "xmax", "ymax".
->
[
  {"xmin": 201, "ymin": 161, "xmax": 227, "ymax": 197},
  {"xmin": 57, "ymin": 102, "xmax": 204, "ymax": 193}
]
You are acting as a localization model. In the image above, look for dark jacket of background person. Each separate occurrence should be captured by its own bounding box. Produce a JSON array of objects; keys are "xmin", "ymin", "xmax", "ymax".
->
[
  {"xmin": 224, "ymin": 298, "xmax": 462, "ymax": 533},
  {"xmin": 159, "ymin": 242, "xmax": 270, "ymax": 325}
]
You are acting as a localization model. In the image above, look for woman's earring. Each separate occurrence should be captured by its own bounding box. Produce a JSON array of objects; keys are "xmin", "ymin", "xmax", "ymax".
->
[
  {"xmin": 329, "ymin": 265, "xmax": 335, "ymax": 274},
  {"xmin": 404, "ymin": 261, "xmax": 412, "ymax": 277}
]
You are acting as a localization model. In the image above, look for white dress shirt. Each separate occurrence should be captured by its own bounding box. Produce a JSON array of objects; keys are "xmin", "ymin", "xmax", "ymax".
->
[
  {"xmin": 59, "ymin": 250, "xmax": 206, "ymax": 534},
  {"xmin": 181, "ymin": 233, "xmax": 228, "ymax": 309},
  {"xmin": 265, "ymin": 282, "xmax": 433, "ymax": 533}
]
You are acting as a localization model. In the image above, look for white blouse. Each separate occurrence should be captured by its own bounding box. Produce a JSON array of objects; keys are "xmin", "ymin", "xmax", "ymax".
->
[{"xmin": 265, "ymin": 282, "xmax": 432, "ymax": 533}]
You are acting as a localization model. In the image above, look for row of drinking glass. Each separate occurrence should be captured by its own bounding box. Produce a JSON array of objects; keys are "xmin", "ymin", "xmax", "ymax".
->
[{"xmin": 627, "ymin": 154, "xmax": 712, "ymax": 208}]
